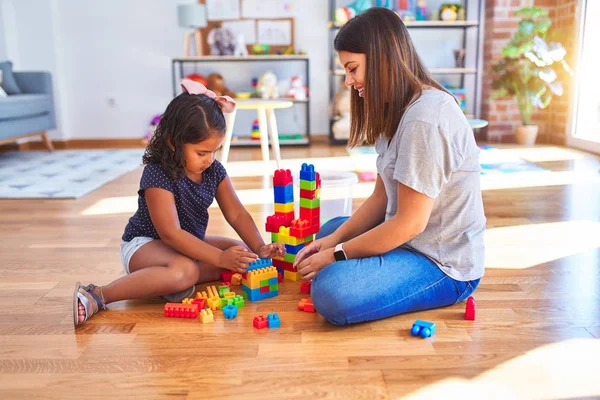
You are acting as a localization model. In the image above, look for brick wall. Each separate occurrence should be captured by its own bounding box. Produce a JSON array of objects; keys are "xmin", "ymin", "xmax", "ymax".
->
[{"xmin": 482, "ymin": 0, "xmax": 578, "ymax": 144}]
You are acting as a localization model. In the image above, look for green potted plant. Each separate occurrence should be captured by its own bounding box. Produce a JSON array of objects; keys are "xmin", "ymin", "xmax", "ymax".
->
[{"xmin": 491, "ymin": 7, "xmax": 573, "ymax": 145}]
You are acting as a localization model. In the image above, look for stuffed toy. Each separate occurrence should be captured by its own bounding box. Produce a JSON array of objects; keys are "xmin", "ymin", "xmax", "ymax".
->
[
  {"xmin": 233, "ymin": 33, "xmax": 248, "ymax": 57},
  {"xmin": 207, "ymin": 25, "xmax": 236, "ymax": 56},
  {"xmin": 257, "ymin": 71, "xmax": 279, "ymax": 99},
  {"xmin": 206, "ymin": 73, "xmax": 235, "ymax": 98},
  {"xmin": 287, "ymin": 75, "xmax": 307, "ymax": 100}
]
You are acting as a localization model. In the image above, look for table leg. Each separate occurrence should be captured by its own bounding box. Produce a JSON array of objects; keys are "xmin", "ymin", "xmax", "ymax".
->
[
  {"xmin": 221, "ymin": 109, "xmax": 237, "ymax": 166},
  {"xmin": 257, "ymin": 107, "xmax": 270, "ymax": 165},
  {"xmin": 266, "ymin": 108, "xmax": 282, "ymax": 169}
]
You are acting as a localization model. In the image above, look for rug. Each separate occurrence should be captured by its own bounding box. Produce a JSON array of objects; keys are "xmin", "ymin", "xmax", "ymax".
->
[
  {"xmin": 0, "ymin": 149, "xmax": 144, "ymax": 199},
  {"xmin": 347, "ymin": 146, "xmax": 547, "ymax": 176}
]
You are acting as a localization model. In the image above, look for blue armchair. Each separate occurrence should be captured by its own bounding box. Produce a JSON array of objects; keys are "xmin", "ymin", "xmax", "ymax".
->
[{"xmin": 0, "ymin": 71, "xmax": 56, "ymax": 151}]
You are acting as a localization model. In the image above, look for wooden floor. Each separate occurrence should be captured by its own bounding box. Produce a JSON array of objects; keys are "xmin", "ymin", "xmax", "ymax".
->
[{"xmin": 1, "ymin": 143, "xmax": 599, "ymax": 399}]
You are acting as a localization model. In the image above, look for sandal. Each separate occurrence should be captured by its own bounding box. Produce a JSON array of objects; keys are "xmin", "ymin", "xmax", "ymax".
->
[{"xmin": 73, "ymin": 282, "xmax": 107, "ymax": 326}]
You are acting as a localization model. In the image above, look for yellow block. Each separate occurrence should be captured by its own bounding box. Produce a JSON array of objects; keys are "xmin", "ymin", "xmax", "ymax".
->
[
  {"xmin": 207, "ymin": 296, "xmax": 221, "ymax": 311},
  {"xmin": 207, "ymin": 286, "xmax": 219, "ymax": 299},
  {"xmin": 196, "ymin": 291, "xmax": 208, "ymax": 299},
  {"xmin": 242, "ymin": 266, "xmax": 278, "ymax": 289},
  {"xmin": 224, "ymin": 291, "xmax": 235, "ymax": 299},
  {"xmin": 200, "ymin": 309, "xmax": 214, "ymax": 323},
  {"xmin": 274, "ymin": 202, "xmax": 294, "ymax": 213},
  {"xmin": 284, "ymin": 270, "xmax": 300, "ymax": 281}
]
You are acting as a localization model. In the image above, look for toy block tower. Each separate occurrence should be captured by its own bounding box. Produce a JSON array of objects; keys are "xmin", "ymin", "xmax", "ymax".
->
[
  {"xmin": 241, "ymin": 265, "xmax": 279, "ymax": 302},
  {"xmin": 267, "ymin": 163, "xmax": 321, "ymax": 281}
]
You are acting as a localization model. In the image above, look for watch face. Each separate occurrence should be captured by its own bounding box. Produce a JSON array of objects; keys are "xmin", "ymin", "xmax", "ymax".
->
[{"xmin": 334, "ymin": 250, "xmax": 346, "ymax": 262}]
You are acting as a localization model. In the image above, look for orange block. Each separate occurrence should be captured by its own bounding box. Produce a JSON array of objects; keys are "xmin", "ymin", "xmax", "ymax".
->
[{"xmin": 298, "ymin": 298, "xmax": 315, "ymax": 313}]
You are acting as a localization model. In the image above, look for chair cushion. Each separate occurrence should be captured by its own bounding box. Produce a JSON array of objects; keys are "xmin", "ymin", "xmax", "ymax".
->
[
  {"xmin": 0, "ymin": 61, "xmax": 22, "ymax": 95},
  {"xmin": 0, "ymin": 94, "xmax": 52, "ymax": 120}
]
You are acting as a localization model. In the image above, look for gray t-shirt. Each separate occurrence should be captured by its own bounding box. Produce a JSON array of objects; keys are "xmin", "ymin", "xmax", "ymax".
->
[{"xmin": 375, "ymin": 88, "xmax": 485, "ymax": 281}]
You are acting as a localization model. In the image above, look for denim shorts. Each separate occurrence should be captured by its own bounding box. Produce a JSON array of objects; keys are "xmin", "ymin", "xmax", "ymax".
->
[{"xmin": 120, "ymin": 236, "xmax": 155, "ymax": 274}]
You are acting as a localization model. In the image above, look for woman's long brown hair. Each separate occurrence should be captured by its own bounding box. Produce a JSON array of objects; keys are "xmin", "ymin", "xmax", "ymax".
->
[{"xmin": 334, "ymin": 7, "xmax": 451, "ymax": 147}]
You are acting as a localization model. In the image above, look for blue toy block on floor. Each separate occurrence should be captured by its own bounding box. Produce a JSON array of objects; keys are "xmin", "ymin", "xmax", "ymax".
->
[
  {"xmin": 223, "ymin": 304, "xmax": 238, "ymax": 319},
  {"xmin": 410, "ymin": 319, "xmax": 436, "ymax": 338},
  {"xmin": 267, "ymin": 313, "xmax": 281, "ymax": 328},
  {"xmin": 242, "ymin": 285, "xmax": 278, "ymax": 302},
  {"xmin": 247, "ymin": 258, "xmax": 272, "ymax": 272},
  {"xmin": 274, "ymin": 185, "xmax": 294, "ymax": 204},
  {"xmin": 300, "ymin": 163, "xmax": 316, "ymax": 181}
]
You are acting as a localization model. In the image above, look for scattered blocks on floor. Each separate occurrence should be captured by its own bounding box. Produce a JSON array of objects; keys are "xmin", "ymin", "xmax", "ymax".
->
[
  {"xmin": 191, "ymin": 297, "xmax": 206, "ymax": 310},
  {"xmin": 164, "ymin": 303, "xmax": 199, "ymax": 319},
  {"xmin": 218, "ymin": 285, "xmax": 231, "ymax": 297},
  {"xmin": 465, "ymin": 296, "xmax": 476, "ymax": 320},
  {"xmin": 199, "ymin": 309, "xmax": 214, "ymax": 324},
  {"xmin": 267, "ymin": 313, "xmax": 281, "ymax": 328},
  {"xmin": 231, "ymin": 273, "xmax": 242, "ymax": 286},
  {"xmin": 300, "ymin": 281, "xmax": 311, "ymax": 294},
  {"xmin": 298, "ymin": 297, "xmax": 315, "ymax": 313},
  {"xmin": 207, "ymin": 286, "xmax": 219, "ymax": 299},
  {"xmin": 410, "ymin": 320, "xmax": 436, "ymax": 338},
  {"xmin": 253, "ymin": 315, "xmax": 269, "ymax": 329},
  {"xmin": 221, "ymin": 271, "xmax": 233, "ymax": 283},
  {"xmin": 232, "ymin": 295, "xmax": 245, "ymax": 308},
  {"xmin": 223, "ymin": 304, "xmax": 238, "ymax": 319}
]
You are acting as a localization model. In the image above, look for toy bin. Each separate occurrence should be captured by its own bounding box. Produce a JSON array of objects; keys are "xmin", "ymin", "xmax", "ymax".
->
[{"xmin": 294, "ymin": 170, "xmax": 358, "ymax": 224}]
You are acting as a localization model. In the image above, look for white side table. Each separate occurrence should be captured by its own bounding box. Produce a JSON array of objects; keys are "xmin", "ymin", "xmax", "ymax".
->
[{"xmin": 222, "ymin": 99, "xmax": 294, "ymax": 168}]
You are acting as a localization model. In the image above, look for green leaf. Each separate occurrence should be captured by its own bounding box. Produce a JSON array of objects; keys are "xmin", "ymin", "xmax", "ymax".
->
[
  {"xmin": 518, "ymin": 20, "xmax": 536, "ymax": 36},
  {"xmin": 514, "ymin": 7, "xmax": 548, "ymax": 18}
]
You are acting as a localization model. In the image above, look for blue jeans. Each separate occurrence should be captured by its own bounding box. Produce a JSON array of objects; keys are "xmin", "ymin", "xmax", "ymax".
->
[{"xmin": 311, "ymin": 216, "xmax": 480, "ymax": 325}]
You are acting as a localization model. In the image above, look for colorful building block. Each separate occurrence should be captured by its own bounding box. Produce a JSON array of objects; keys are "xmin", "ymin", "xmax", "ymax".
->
[
  {"xmin": 231, "ymin": 273, "xmax": 242, "ymax": 285},
  {"xmin": 300, "ymin": 281, "xmax": 311, "ymax": 294},
  {"xmin": 410, "ymin": 320, "xmax": 436, "ymax": 338},
  {"xmin": 232, "ymin": 295, "xmax": 245, "ymax": 308},
  {"xmin": 299, "ymin": 163, "xmax": 316, "ymax": 181},
  {"xmin": 274, "ymin": 185, "xmax": 294, "ymax": 204},
  {"xmin": 300, "ymin": 188, "xmax": 317, "ymax": 199},
  {"xmin": 273, "ymin": 169, "xmax": 293, "ymax": 186},
  {"xmin": 207, "ymin": 286, "xmax": 219, "ymax": 299},
  {"xmin": 266, "ymin": 214, "xmax": 288, "ymax": 233},
  {"xmin": 247, "ymin": 258, "xmax": 273, "ymax": 272},
  {"xmin": 267, "ymin": 313, "xmax": 281, "ymax": 328},
  {"xmin": 192, "ymin": 298, "xmax": 207, "ymax": 310},
  {"xmin": 300, "ymin": 179, "xmax": 317, "ymax": 191},
  {"xmin": 285, "ymin": 243, "xmax": 305, "ymax": 255},
  {"xmin": 271, "ymin": 232, "xmax": 279, "ymax": 242},
  {"xmin": 164, "ymin": 303, "xmax": 199, "ymax": 319},
  {"xmin": 223, "ymin": 291, "xmax": 235, "ymax": 299},
  {"xmin": 221, "ymin": 271, "xmax": 233, "ymax": 283},
  {"xmin": 465, "ymin": 296, "xmax": 476, "ymax": 320},
  {"xmin": 220, "ymin": 297, "xmax": 233, "ymax": 308},
  {"xmin": 223, "ymin": 304, "xmax": 238, "ymax": 319},
  {"xmin": 182, "ymin": 298, "xmax": 193, "ymax": 304},
  {"xmin": 298, "ymin": 298, "xmax": 315, "ymax": 312},
  {"xmin": 207, "ymin": 296, "xmax": 221, "ymax": 311},
  {"xmin": 199, "ymin": 309, "xmax": 214, "ymax": 323},
  {"xmin": 278, "ymin": 272, "xmax": 283, "ymax": 283},
  {"xmin": 273, "ymin": 258, "xmax": 295, "ymax": 271},
  {"xmin": 300, "ymin": 198, "xmax": 320, "ymax": 209},
  {"xmin": 196, "ymin": 291, "xmax": 208, "ymax": 300},
  {"xmin": 274, "ymin": 202, "xmax": 294, "ymax": 213},
  {"xmin": 218, "ymin": 285, "xmax": 231, "ymax": 297},
  {"xmin": 284, "ymin": 270, "xmax": 301, "ymax": 281},
  {"xmin": 253, "ymin": 315, "xmax": 269, "ymax": 329},
  {"xmin": 242, "ymin": 286, "xmax": 278, "ymax": 302},
  {"xmin": 300, "ymin": 206, "xmax": 320, "ymax": 220},
  {"xmin": 290, "ymin": 219, "xmax": 319, "ymax": 237},
  {"xmin": 242, "ymin": 266, "xmax": 278, "ymax": 288}
]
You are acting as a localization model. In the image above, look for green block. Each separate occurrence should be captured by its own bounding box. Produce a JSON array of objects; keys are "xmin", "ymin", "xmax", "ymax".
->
[
  {"xmin": 260, "ymin": 279, "xmax": 269, "ymax": 287},
  {"xmin": 299, "ymin": 179, "xmax": 316, "ymax": 190},
  {"xmin": 305, "ymin": 235, "xmax": 315, "ymax": 242},
  {"xmin": 271, "ymin": 233, "xmax": 279, "ymax": 242},
  {"xmin": 220, "ymin": 298, "xmax": 233, "ymax": 308},
  {"xmin": 283, "ymin": 253, "xmax": 296, "ymax": 263},
  {"xmin": 218, "ymin": 286, "xmax": 230, "ymax": 297},
  {"xmin": 270, "ymin": 284, "xmax": 279, "ymax": 291},
  {"xmin": 300, "ymin": 198, "xmax": 320, "ymax": 209},
  {"xmin": 233, "ymin": 295, "xmax": 245, "ymax": 308}
]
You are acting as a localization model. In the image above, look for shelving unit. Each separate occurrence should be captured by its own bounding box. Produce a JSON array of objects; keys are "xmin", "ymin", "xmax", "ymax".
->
[
  {"xmin": 328, "ymin": 0, "xmax": 485, "ymax": 145},
  {"xmin": 172, "ymin": 55, "xmax": 311, "ymax": 147}
]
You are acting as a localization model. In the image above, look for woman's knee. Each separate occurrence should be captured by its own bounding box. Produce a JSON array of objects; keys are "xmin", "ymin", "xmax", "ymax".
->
[
  {"xmin": 168, "ymin": 258, "xmax": 200, "ymax": 290},
  {"xmin": 311, "ymin": 274, "xmax": 350, "ymax": 326},
  {"xmin": 317, "ymin": 216, "xmax": 349, "ymax": 239}
]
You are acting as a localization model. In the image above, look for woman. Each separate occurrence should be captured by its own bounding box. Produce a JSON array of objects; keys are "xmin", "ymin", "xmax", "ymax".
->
[{"xmin": 293, "ymin": 8, "xmax": 485, "ymax": 325}]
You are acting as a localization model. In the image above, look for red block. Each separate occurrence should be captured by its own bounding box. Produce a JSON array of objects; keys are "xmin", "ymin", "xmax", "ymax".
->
[
  {"xmin": 221, "ymin": 271, "xmax": 233, "ymax": 283},
  {"xmin": 300, "ymin": 281, "xmax": 311, "ymax": 294},
  {"xmin": 465, "ymin": 296, "xmax": 476, "ymax": 320},
  {"xmin": 242, "ymin": 272, "xmax": 247, "ymax": 279},
  {"xmin": 298, "ymin": 298, "xmax": 315, "ymax": 313},
  {"xmin": 276, "ymin": 211, "xmax": 294, "ymax": 225},
  {"xmin": 273, "ymin": 258, "xmax": 295, "ymax": 271},
  {"xmin": 278, "ymin": 272, "xmax": 283, "ymax": 283},
  {"xmin": 192, "ymin": 298, "xmax": 206, "ymax": 310},
  {"xmin": 290, "ymin": 219, "xmax": 310, "ymax": 237},
  {"xmin": 266, "ymin": 214, "xmax": 287, "ymax": 233},
  {"xmin": 260, "ymin": 285, "xmax": 269, "ymax": 293},
  {"xmin": 253, "ymin": 315, "xmax": 269, "ymax": 329},
  {"xmin": 316, "ymin": 172, "xmax": 321, "ymax": 189},
  {"xmin": 300, "ymin": 206, "xmax": 320, "ymax": 220},
  {"xmin": 300, "ymin": 188, "xmax": 317, "ymax": 199},
  {"xmin": 220, "ymin": 282, "xmax": 232, "ymax": 290},
  {"xmin": 273, "ymin": 169, "xmax": 293, "ymax": 186},
  {"xmin": 164, "ymin": 303, "xmax": 199, "ymax": 319}
]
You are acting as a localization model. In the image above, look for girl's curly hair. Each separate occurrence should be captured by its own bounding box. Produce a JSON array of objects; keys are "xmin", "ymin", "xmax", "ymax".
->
[{"xmin": 143, "ymin": 93, "xmax": 227, "ymax": 180}]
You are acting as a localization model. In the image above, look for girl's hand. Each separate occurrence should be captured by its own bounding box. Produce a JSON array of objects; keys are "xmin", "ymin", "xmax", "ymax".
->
[
  {"xmin": 296, "ymin": 248, "xmax": 335, "ymax": 281},
  {"xmin": 219, "ymin": 245, "xmax": 258, "ymax": 273},
  {"xmin": 293, "ymin": 239, "xmax": 323, "ymax": 268},
  {"xmin": 257, "ymin": 243, "xmax": 286, "ymax": 259}
]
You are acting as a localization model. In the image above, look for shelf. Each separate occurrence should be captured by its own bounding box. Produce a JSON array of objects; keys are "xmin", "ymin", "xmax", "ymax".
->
[
  {"xmin": 330, "ymin": 20, "xmax": 479, "ymax": 29},
  {"xmin": 230, "ymin": 137, "xmax": 310, "ymax": 147},
  {"xmin": 173, "ymin": 55, "xmax": 309, "ymax": 62},
  {"xmin": 331, "ymin": 67, "xmax": 477, "ymax": 76},
  {"xmin": 236, "ymin": 98, "xmax": 309, "ymax": 104}
]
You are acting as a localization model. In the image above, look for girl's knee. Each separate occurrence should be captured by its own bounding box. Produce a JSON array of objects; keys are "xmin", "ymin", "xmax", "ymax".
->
[
  {"xmin": 311, "ymin": 276, "xmax": 350, "ymax": 326},
  {"xmin": 168, "ymin": 258, "xmax": 199, "ymax": 290}
]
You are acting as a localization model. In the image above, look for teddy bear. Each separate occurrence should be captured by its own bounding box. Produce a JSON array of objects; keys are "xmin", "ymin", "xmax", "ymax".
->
[
  {"xmin": 332, "ymin": 85, "xmax": 351, "ymax": 140},
  {"xmin": 206, "ymin": 73, "xmax": 235, "ymax": 98},
  {"xmin": 257, "ymin": 71, "xmax": 279, "ymax": 99},
  {"xmin": 207, "ymin": 25, "xmax": 236, "ymax": 56},
  {"xmin": 287, "ymin": 75, "xmax": 307, "ymax": 100}
]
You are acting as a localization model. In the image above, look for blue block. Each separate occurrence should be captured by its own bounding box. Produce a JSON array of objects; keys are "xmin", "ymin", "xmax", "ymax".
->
[
  {"xmin": 268, "ymin": 277, "xmax": 278, "ymax": 285},
  {"xmin": 242, "ymin": 285, "xmax": 278, "ymax": 302},
  {"xmin": 223, "ymin": 304, "xmax": 238, "ymax": 319},
  {"xmin": 410, "ymin": 320, "xmax": 436, "ymax": 338},
  {"xmin": 300, "ymin": 163, "xmax": 316, "ymax": 181},
  {"xmin": 285, "ymin": 243, "xmax": 304, "ymax": 255},
  {"xmin": 274, "ymin": 185, "xmax": 294, "ymax": 204},
  {"xmin": 267, "ymin": 313, "xmax": 281, "ymax": 328},
  {"xmin": 276, "ymin": 268, "xmax": 284, "ymax": 276},
  {"xmin": 247, "ymin": 258, "xmax": 272, "ymax": 272}
]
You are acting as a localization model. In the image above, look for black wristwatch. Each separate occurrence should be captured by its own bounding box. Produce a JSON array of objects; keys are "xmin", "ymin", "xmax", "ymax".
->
[{"xmin": 334, "ymin": 243, "xmax": 347, "ymax": 261}]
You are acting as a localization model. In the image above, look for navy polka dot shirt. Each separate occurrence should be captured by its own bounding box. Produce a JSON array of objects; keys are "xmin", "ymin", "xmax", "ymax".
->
[{"xmin": 122, "ymin": 161, "xmax": 227, "ymax": 242}]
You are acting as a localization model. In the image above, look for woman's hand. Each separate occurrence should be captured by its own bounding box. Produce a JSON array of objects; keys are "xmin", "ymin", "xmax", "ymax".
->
[
  {"xmin": 257, "ymin": 242, "xmax": 286, "ymax": 259},
  {"xmin": 219, "ymin": 245, "xmax": 258, "ymax": 273},
  {"xmin": 296, "ymin": 248, "xmax": 335, "ymax": 281},
  {"xmin": 293, "ymin": 239, "xmax": 324, "ymax": 268}
]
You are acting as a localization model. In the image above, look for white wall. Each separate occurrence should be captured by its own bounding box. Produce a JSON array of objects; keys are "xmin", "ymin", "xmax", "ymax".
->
[{"xmin": 0, "ymin": 2, "xmax": 6, "ymax": 60}]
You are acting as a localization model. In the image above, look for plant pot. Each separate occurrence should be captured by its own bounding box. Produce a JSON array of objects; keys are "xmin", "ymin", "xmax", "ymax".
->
[{"xmin": 515, "ymin": 125, "xmax": 539, "ymax": 146}]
